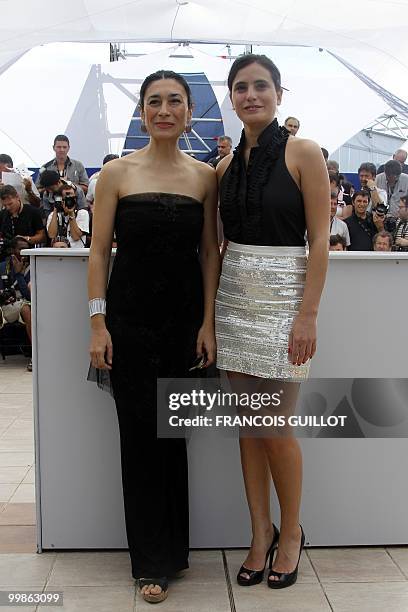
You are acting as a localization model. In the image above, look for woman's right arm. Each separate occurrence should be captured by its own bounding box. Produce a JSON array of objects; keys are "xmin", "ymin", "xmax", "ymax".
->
[{"xmin": 88, "ymin": 162, "xmax": 121, "ymax": 370}]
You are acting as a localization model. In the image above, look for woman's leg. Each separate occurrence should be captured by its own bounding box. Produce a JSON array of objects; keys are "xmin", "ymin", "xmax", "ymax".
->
[
  {"xmin": 228, "ymin": 372, "xmax": 275, "ymax": 576},
  {"xmin": 229, "ymin": 372, "xmax": 304, "ymax": 580},
  {"xmin": 260, "ymin": 380, "xmax": 304, "ymax": 580}
]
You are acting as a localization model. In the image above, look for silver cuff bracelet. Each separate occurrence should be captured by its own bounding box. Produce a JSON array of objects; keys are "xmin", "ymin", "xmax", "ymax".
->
[{"xmin": 89, "ymin": 297, "xmax": 106, "ymax": 317}]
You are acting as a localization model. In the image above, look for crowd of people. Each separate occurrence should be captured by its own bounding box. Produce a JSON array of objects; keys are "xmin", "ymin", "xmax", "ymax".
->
[
  {"xmin": 0, "ymin": 130, "xmax": 407, "ymax": 371},
  {"xmin": 327, "ymin": 155, "xmax": 408, "ymax": 252}
]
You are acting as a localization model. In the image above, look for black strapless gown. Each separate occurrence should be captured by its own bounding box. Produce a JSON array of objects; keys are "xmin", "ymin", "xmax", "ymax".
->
[{"xmin": 89, "ymin": 193, "xmax": 204, "ymax": 578}]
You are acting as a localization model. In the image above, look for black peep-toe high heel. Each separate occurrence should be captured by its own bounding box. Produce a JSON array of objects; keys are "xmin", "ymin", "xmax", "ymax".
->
[{"xmin": 237, "ymin": 524, "xmax": 280, "ymax": 587}]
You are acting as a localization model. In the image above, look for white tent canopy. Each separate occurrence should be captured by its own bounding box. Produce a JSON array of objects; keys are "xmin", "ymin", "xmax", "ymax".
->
[
  {"xmin": 0, "ymin": 1, "xmax": 407, "ymax": 168},
  {"xmin": 0, "ymin": 42, "xmax": 391, "ymax": 167},
  {"xmin": 1, "ymin": 0, "xmax": 407, "ymax": 100}
]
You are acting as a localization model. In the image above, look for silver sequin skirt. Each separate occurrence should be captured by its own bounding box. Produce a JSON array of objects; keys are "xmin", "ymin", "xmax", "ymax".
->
[{"xmin": 215, "ymin": 241, "xmax": 310, "ymax": 381}]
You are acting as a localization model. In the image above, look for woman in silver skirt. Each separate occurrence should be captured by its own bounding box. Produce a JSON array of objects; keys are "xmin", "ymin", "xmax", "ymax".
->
[{"xmin": 215, "ymin": 54, "xmax": 330, "ymax": 590}]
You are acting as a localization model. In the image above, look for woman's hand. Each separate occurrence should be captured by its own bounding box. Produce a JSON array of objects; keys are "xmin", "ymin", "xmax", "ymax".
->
[
  {"xmin": 89, "ymin": 326, "xmax": 113, "ymax": 370},
  {"xmin": 196, "ymin": 323, "xmax": 216, "ymax": 368},
  {"xmin": 288, "ymin": 313, "xmax": 317, "ymax": 366}
]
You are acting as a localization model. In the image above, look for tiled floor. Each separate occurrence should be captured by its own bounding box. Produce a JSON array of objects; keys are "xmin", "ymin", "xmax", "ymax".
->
[{"xmin": 1, "ymin": 355, "xmax": 408, "ymax": 611}]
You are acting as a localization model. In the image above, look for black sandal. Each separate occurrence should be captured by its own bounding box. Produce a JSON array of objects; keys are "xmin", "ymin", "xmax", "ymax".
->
[{"xmin": 138, "ymin": 577, "xmax": 168, "ymax": 603}]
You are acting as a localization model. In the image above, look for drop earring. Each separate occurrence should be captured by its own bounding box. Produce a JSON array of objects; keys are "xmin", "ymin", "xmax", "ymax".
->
[
  {"xmin": 185, "ymin": 124, "xmax": 192, "ymax": 133},
  {"xmin": 140, "ymin": 122, "xmax": 148, "ymax": 133}
]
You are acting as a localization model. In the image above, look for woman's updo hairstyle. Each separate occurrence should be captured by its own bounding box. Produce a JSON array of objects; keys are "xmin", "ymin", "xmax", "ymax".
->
[
  {"xmin": 227, "ymin": 54, "xmax": 282, "ymax": 94},
  {"xmin": 139, "ymin": 70, "xmax": 193, "ymax": 109}
]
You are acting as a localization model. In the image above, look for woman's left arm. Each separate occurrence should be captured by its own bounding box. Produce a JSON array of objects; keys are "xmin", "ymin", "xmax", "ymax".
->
[
  {"xmin": 289, "ymin": 139, "xmax": 330, "ymax": 366},
  {"xmin": 196, "ymin": 165, "xmax": 221, "ymax": 367}
]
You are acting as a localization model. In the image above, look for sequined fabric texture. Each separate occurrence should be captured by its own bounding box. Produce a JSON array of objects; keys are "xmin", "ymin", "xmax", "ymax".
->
[{"xmin": 215, "ymin": 241, "xmax": 310, "ymax": 380}]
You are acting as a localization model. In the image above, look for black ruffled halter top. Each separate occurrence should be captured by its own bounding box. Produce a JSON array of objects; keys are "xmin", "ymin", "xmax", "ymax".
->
[{"xmin": 219, "ymin": 119, "xmax": 306, "ymax": 247}]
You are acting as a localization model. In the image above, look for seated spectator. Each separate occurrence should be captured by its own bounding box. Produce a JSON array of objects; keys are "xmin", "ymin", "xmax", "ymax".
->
[
  {"xmin": 345, "ymin": 190, "xmax": 384, "ymax": 251},
  {"xmin": 39, "ymin": 171, "xmax": 87, "ymax": 220},
  {"xmin": 376, "ymin": 160, "xmax": 408, "ymax": 219},
  {"xmin": 0, "ymin": 154, "xmax": 41, "ymax": 208},
  {"xmin": 284, "ymin": 116, "xmax": 300, "ymax": 136},
  {"xmin": 393, "ymin": 194, "xmax": 408, "ymax": 251},
  {"xmin": 0, "ymin": 186, "xmax": 45, "ymax": 246},
  {"xmin": 358, "ymin": 162, "xmax": 387, "ymax": 212},
  {"xmin": 327, "ymin": 160, "xmax": 339, "ymax": 174},
  {"xmin": 52, "ymin": 237, "xmax": 70, "ymax": 248},
  {"xmin": 0, "ymin": 236, "xmax": 32, "ymax": 370},
  {"xmin": 373, "ymin": 231, "xmax": 393, "ymax": 251},
  {"xmin": 46, "ymin": 184, "xmax": 89, "ymax": 249},
  {"xmin": 330, "ymin": 189, "xmax": 350, "ymax": 247},
  {"xmin": 86, "ymin": 154, "xmax": 119, "ymax": 212},
  {"xmin": 329, "ymin": 234, "xmax": 347, "ymax": 251},
  {"xmin": 378, "ymin": 149, "xmax": 408, "ymax": 175},
  {"xmin": 36, "ymin": 134, "xmax": 89, "ymax": 194},
  {"xmin": 207, "ymin": 136, "xmax": 232, "ymax": 168}
]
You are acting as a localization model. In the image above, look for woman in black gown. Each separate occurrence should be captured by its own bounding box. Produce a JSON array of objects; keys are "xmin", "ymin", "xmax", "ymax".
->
[{"xmin": 88, "ymin": 71, "xmax": 220, "ymax": 603}]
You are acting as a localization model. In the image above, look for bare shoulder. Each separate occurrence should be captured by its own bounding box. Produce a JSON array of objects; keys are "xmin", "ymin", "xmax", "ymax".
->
[
  {"xmin": 189, "ymin": 157, "xmax": 217, "ymax": 191},
  {"xmin": 191, "ymin": 157, "xmax": 216, "ymax": 178},
  {"xmin": 287, "ymin": 136, "xmax": 323, "ymax": 158},
  {"xmin": 97, "ymin": 152, "xmax": 144, "ymax": 187},
  {"xmin": 216, "ymin": 153, "xmax": 233, "ymax": 183}
]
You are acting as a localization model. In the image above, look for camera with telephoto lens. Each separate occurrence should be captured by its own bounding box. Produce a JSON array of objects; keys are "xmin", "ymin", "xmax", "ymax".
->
[
  {"xmin": 63, "ymin": 195, "xmax": 77, "ymax": 210},
  {"xmin": 53, "ymin": 194, "xmax": 64, "ymax": 213},
  {"xmin": 0, "ymin": 274, "xmax": 16, "ymax": 306},
  {"xmin": 373, "ymin": 202, "xmax": 389, "ymax": 217},
  {"xmin": 373, "ymin": 202, "xmax": 396, "ymax": 233}
]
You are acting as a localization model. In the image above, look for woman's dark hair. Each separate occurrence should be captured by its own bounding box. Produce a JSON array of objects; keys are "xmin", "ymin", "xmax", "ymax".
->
[
  {"xmin": 139, "ymin": 70, "xmax": 193, "ymax": 109},
  {"xmin": 227, "ymin": 54, "xmax": 282, "ymax": 93}
]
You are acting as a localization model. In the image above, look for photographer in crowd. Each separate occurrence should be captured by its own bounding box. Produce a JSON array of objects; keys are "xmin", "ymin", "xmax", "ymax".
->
[
  {"xmin": 0, "ymin": 154, "xmax": 41, "ymax": 207},
  {"xmin": 36, "ymin": 135, "xmax": 89, "ymax": 194},
  {"xmin": 0, "ymin": 185, "xmax": 45, "ymax": 247},
  {"xmin": 376, "ymin": 160, "xmax": 408, "ymax": 220},
  {"xmin": 0, "ymin": 236, "xmax": 32, "ymax": 370},
  {"xmin": 393, "ymin": 194, "xmax": 408, "ymax": 251},
  {"xmin": 358, "ymin": 162, "xmax": 387, "ymax": 212},
  {"xmin": 39, "ymin": 170, "xmax": 87, "ymax": 221},
  {"xmin": 46, "ymin": 184, "xmax": 89, "ymax": 248},
  {"xmin": 345, "ymin": 190, "xmax": 385, "ymax": 250}
]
